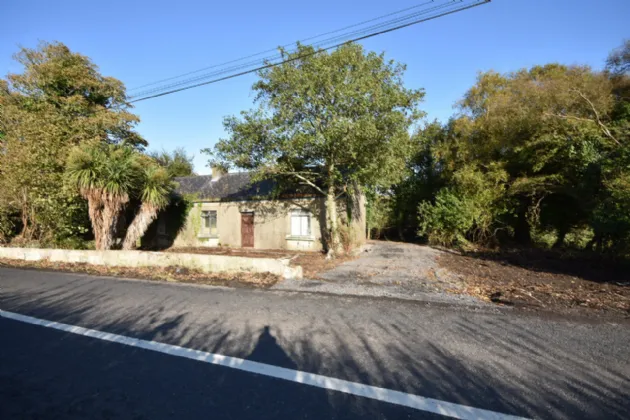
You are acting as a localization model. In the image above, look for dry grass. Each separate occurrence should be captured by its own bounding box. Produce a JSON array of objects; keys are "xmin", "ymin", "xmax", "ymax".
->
[
  {"xmin": 291, "ymin": 253, "xmax": 356, "ymax": 279},
  {"xmin": 0, "ymin": 258, "xmax": 280, "ymax": 289},
  {"xmin": 439, "ymin": 251, "xmax": 630, "ymax": 317},
  {"xmin": 163, "ymin": 247, "xmax": 296, "ymax": 259},
  {"xmin": 163, "ymin": 247, "xmax": 356, "ymax": 279}
]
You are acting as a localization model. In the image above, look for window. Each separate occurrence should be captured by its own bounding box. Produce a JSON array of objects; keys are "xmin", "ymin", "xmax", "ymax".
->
[
  {"xmin": 201, "ymin": 210, "xmax": 217, "ymax": 237},
  {"xmin": 290, "ymin": 209, "xmax": 311, "ymax": 237}
]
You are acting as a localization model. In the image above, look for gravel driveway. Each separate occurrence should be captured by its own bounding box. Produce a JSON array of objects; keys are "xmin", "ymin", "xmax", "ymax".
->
[{"xmin": 275, "ymin": 241, "xmax": 483, "ymax": 305}]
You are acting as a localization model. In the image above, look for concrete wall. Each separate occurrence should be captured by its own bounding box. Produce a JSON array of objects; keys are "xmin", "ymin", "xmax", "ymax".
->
[{"xmin": 0, "ymin": 247, "xmax": 302, "ymax": 280}]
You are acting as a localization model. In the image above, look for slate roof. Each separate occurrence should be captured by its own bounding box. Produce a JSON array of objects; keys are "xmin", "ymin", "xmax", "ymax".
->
[{"xmin": 174, "ymin": 172, "xmax": 315, "ymax": 201}]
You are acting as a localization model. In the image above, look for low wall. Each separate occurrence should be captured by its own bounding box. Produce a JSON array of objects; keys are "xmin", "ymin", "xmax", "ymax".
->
[{"xmin": 0, "ymin": 247, "xmax": 302, "ymax": 280}]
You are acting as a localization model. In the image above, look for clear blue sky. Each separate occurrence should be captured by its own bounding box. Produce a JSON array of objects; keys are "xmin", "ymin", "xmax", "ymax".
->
[{"xmin": 2, "ymin": 0, "xmax": 628, "ymax": 174}]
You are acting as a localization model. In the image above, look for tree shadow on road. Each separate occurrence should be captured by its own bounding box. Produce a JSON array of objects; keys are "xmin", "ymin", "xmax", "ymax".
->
[{"xmin": 1, "ymin": 271, "xmax": 629, "ymax": 419}]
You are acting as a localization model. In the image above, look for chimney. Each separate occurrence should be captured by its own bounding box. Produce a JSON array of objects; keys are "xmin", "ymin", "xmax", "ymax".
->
[{"xmin": 211, "ymin": 166, "xmax": 227, "ymax": 181}]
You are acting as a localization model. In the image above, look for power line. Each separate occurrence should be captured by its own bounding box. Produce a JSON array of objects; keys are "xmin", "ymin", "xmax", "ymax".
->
[
  {"xmin": 130, "ymin": 0, "xmax": 490, "ymax": 103},
  {"xmin": 127, "ymin": 0, "xmax": 437, "ymax": 93},
  {"xmin": 130, "ymin": 0, "xmax": 461, "ymax": 98},
  {"xmin": 129, "ymin": 0, "xmax": 469, "ymax": 98}
]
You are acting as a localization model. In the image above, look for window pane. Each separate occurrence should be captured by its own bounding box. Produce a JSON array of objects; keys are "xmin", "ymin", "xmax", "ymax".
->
[
  {"xmin": 291, "ymin": 210, "xmax": 311, "ymax": 237},
  {"xmin": 210, "ymin": 211, "xmax": 217, "ymax": 235},
  {"xmin": 291, "ymin": 215, "xmax": 301, "ymax": 236},
  {"xmin": 301, "ymin": 215, "xmax": 310, "ymax": 236}
]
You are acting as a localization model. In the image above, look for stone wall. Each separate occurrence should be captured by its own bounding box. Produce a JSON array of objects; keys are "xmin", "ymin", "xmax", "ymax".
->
[{"xmin": 0, "ymin": 247, "xmax": 302, "ymax": 280}]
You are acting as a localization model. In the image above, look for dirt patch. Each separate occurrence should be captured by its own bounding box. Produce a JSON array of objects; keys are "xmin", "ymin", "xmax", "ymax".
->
[
  {"xmin": 438, "ymin": 250, "xmax": 630, "ymax": 317},
  {"xmin": 0, "ymin": 258, "xmax": 280, "ymax": 289},
  {"xmin": 163, "ymin": 247, "xmax": 295, "ymax": 259},
  {"xmin": 291, "ymin": 253, "xmax": 357, "ymax": 279},
  {"xmin": 162, "ymin": 247, "xmax": 356, "ymax": 279}
]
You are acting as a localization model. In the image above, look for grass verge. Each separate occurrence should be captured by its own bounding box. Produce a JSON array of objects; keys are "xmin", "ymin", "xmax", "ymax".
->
[{"xmin": 0, "ymin": 258, "xmax": 280, "ymax": 289}]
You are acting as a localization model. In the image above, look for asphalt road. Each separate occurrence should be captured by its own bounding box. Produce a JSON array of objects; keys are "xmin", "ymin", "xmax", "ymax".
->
[{"xmin": 1, "ymin": 267, "xmax": 629, "ymax": 419}]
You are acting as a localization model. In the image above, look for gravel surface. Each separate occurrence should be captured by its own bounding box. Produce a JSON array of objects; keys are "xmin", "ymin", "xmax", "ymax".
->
[{"xmin": 274, "ymin": 241, "xmax": 483, "ymax": 305}]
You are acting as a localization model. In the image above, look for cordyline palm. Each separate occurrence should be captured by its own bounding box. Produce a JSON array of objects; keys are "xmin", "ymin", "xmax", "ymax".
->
[
  {"xmin": 122, "ymin": 164, "xmax": 173, "ymax": 250},
  {"xmin": 67, "ymin": 143, "xmax": 139, "ymax": 250}
]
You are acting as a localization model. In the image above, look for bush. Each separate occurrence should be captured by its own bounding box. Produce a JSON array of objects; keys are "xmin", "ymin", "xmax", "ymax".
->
[
  {"xmin": 418, "ymin": 190, "xmax": 473, "ymax": 246},
  {"xmin": 418, "ymin": 164, "xmax": 509, "ymax": 247},
  {"xmin": 53, "ymin": 237, "xmax": 95, "ymax": 250}
]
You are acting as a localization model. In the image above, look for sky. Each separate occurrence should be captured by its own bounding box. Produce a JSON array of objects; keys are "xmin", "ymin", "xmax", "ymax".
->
[{"xmin": 1, "ymin": 0, "xmax": 629, "ymax": 174}]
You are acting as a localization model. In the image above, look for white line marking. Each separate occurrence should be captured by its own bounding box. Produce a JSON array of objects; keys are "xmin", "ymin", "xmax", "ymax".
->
[{"xmin": 0, "ymin": 309, "xmax": 527, "ymax": 420}]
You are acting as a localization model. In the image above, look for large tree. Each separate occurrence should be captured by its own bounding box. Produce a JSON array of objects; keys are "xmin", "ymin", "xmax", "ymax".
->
[
  {"xmin": 205, "ymin": 44, "xmax": 424, "ymax": 255},
  {"xmin": 66, "ymin": 143, "xmax": 174, "ymax": 250},
  {"xmin": 0, "ymin": 41, "xmax": 145, "ymax": 244},
  {"xmin": 122, "ymin": 163, "xmax": 173, "ymax": 250},
  {"xmin": 66, "ymin": 143, "xmax": 141, "ymax": 249},
  {"xmin": 415, "ymin": 58, "xmax": 630, "ymax": 251}
]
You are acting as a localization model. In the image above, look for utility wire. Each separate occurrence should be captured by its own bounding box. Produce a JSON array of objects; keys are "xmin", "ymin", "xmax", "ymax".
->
[
  {"xmin": 130, "ymin": 0, "xmax": 464, "ymax": 98},
  {"xmin": 127, "ymin": 0, "xmax": 437, "ymax": 93},
  {"xmin": 130, "ymin": 0, "xmax": 490, "ymax": 103},
  {"xmin": 130, "ymin": 0, "xmax": 460, "ymax": 98}
]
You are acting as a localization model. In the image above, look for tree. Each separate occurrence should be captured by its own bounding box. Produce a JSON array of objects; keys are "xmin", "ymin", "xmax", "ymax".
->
[
  {"xmin": 148, "ymin": 148, "xmax": 195, "ymax": 177},
  {"xmin": 66, "ymin": 143, "xmax": 141, "ymax": 250},
  {"xmin": 0, "ymin": 41, "xmax": 145, "ymax": 244},
  {"xmin": 455, "ymin": 65, "xmax": 618, "ymax": 244},
  {"xmin": 414, "ymin": 54, "xmax": 630, "ymax": 252},
  {"xmin": 205, "ymin": 44, "xmax": 424, "ymax": 255},
  {"xmin": 606, "ymin": 39, "xmax": 630, "ymax": 76},
  {"xmin": 122, "ymin": 164, "xmax": 173, "ymax": 250}
]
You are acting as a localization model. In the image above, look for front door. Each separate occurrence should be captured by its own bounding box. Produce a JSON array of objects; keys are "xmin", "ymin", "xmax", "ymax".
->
[{"xmin": 241, "ymin": 213, "xmax": 254, "ymax": 248}]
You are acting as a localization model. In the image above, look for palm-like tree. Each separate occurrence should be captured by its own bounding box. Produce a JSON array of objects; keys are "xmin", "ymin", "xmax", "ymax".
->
[
  {"xmin": 67, "ymin": 143, "xmax": 140, "ymax": 250},
  {"xmin": 122, "ymin": 164, "xmax": 173, "ymax": 250}
]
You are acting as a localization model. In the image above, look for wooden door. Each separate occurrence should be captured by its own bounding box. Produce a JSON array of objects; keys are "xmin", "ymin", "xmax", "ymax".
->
[{"xmin": 241, "ymin": 213, "xmax": 254, "ymax": 248}]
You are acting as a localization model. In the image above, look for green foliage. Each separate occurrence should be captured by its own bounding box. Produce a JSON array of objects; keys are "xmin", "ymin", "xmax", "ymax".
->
[
  {"xmin": 410, "ymin": 41, "xmax": 630, "ymax": 255},
  {"xmin": 138, "ymin": 165, "xmax": 173, "ymax": 208},
  {"xmin": 0, "ymin": 41, "xmax": 145, "ymax": 244},
  {"xmin": 66, "ymin": 143, "xmax": 141, "ymax": 199},
  {"xmin": 205, "ymin": 43, "xmax": 424, "ymax": 253},
  {"xmin": 148, "ymin": 148, "xmax": 195, "ymax": 177},
  {"xmin": 365, "ymin": 188, "xmax": 394, "ymax": 238},
  {"xmin": 418, "ymin": 164, "xmax": 508, "ymax": 246}
]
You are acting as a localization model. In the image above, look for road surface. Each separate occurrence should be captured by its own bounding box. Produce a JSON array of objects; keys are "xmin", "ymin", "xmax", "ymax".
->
[{"xmin": 1, "ymin": 266, "xmax": 629, "ymax": 419}]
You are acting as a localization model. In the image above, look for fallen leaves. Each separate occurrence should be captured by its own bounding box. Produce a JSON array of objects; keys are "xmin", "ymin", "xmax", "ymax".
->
[
  {"xmin": 439, "ymin": 251, "xmax": 630, "ymax": 317},
  {"xmin": 0, "ymin": 258, "xmax": 280, "ymax": 288}
]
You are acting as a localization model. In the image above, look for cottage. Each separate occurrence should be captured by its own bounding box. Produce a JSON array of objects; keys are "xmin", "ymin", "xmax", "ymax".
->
[{"xmin": 147, "ymin": 168, "xmax": 366, "ymax": 252}]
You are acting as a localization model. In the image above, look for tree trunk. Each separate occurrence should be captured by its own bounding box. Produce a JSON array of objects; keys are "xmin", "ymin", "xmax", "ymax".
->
[
  {"xmin": 552, "ymin": 228, "xmax": 568, "ymax": 249},
  {"xmin": 325, "ymin": 181, "xmax": 341, "ymax": 258},
  {"xmin": 122, "ymin": 203, "xmax": 158, "ymax": 250},
  {"xmin": 100, "ymin": 195, "xmax": 127, "ymax": 250},
  {"xmin": 86, "ymin": 196, "xmax": 103, "ymax": 250},
  {"xmin": 514, "ymin": 198, "xmax": 532, "ymax": 245}
]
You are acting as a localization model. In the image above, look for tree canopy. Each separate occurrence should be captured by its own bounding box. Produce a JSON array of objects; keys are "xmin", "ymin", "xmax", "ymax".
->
[
  {"xmin": 205, "ymin": 43, "xmax": 424, "ymax": 254},
  {"xmin": 0, "ymin": 42, "xmax": 145, "ymax": 244},
  {"xmin": 371, "ymin": 41, "xmax": 630, "ymax": 255}
]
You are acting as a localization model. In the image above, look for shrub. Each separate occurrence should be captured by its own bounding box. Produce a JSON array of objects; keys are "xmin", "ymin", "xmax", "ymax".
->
[{"xmin": 418, "ymin": 164, "xmax": 509, "ymax": 247}]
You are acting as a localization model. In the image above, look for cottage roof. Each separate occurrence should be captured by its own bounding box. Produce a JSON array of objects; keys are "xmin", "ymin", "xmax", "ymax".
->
[{"xmin": 174, "ymin": 172, "xmax": 317, "ymax": 201}]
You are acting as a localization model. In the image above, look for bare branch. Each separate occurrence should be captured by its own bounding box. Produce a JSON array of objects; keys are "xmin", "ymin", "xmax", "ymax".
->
[
  {"xmin": 572, "ymin": 89, "xmax": 620, "ymax": 146},
  {"xmin": 272, "ymin": 170, "xmax": 325, "ymax": 195}
]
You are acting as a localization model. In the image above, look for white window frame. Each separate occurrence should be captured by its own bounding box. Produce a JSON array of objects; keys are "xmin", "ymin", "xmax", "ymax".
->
[
  {"xmin": 200, "ymin": 210, "xmax": 218, "ymax": 237},
  {"xmin": 289, "ymin": 209, "xmax": 312, "ymax": 238}
]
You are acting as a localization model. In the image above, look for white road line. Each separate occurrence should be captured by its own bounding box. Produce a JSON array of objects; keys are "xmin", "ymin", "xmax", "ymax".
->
[{"xmin": 1, "ymin": 309, "xmax": 527, "ymax": 420}]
